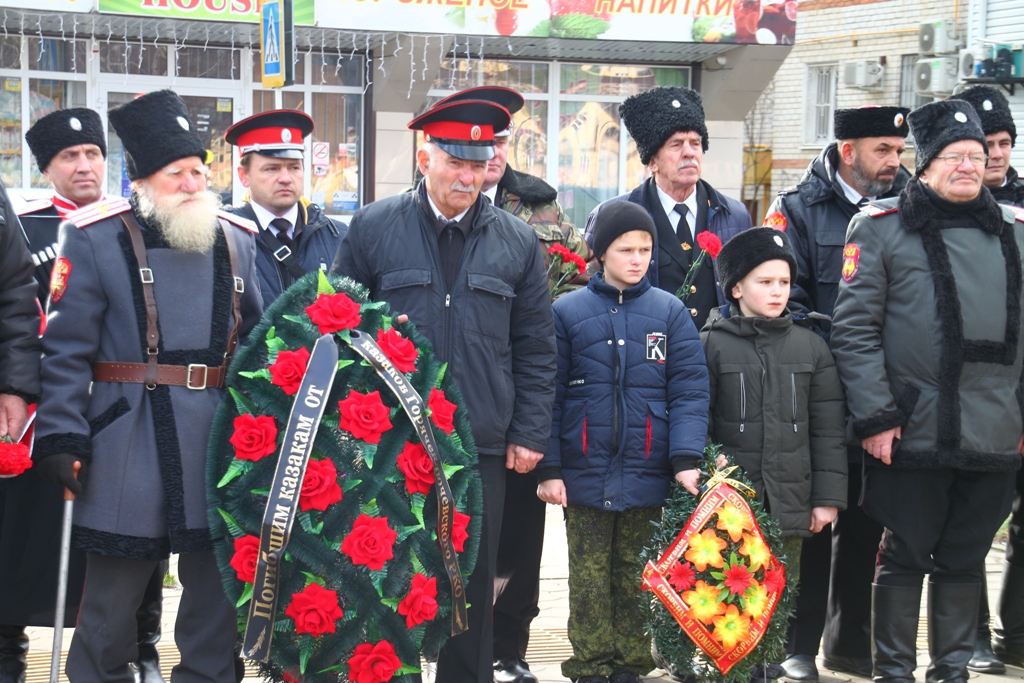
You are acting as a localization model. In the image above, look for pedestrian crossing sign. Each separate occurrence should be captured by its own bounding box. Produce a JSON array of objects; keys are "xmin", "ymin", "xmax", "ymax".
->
[{"xmin": 260, "ymin": 0, "xmax": 294, "ymax": 88}]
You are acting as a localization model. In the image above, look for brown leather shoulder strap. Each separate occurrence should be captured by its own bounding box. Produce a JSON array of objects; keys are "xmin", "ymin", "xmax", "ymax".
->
[
  {"xmin": 220, "ymin": 218, "xmax": 244, "ymax": 363},
  {"xmin": 120, "ymin": 212, "xmax": 160, "ymax": 387}
]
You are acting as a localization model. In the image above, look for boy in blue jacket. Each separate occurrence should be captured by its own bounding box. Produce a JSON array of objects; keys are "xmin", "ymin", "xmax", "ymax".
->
[{"xmin": 536, "ymin": 201, "xmax": 711, "ymax": 683}]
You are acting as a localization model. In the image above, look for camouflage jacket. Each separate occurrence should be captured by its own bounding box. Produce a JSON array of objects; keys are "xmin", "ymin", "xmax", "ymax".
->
[{"xmin": 495, "ymin": 165, "xmax": 591, "ymax": 300}]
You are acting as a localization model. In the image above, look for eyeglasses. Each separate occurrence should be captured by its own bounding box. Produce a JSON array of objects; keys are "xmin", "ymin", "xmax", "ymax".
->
[{"xmin": 934, "ymin": 152, "xmax": 988, "ymax": 167}]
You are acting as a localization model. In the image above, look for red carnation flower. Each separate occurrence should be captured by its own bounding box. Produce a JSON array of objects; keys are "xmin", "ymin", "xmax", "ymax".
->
[
  {"xmin": 229, "ymin": 535, "xmax": 261, "ymax": 583},
  {"xmin": 299, "ymin": 458, "xmax": 343, "ymax": 512},
  {"xmin": 0, "ymin": 440, "xmax": 32, "ymax": 477},
  {"xmin": 284, "ymin": 583, "xmax": 344, "ymax": 638},
  {"xmin": 547, "ymin": 243, "xmax": 572, "ymax": 260},
  {"xmin": 347, "ymin": 640, "xmax": 401, "ymax": 683},
  {"xmin": 375, "ymin": 327, "xmax": 419, "ymax": 374},
  {"xmin": 338, "ymin": 390, "xmax": 393, "ymax": 444},
  {"xmin": 397, "ymin": 573, "xmax": 439, "ymax": 628},
  {"xmin": 396, "ymin": 442, "xmax": 435, "ymax": 496},
  {"xmin": 305, "ymin": 292, "xmax": 362, "ymax": 334},
  {"xmin": 269, "ymin": 347, "xmax": 311, "ymax": 396},
  {"xmin": 696, "ymin": 231, "xmax": 723, "ymax": 259},
  {"xmin": 566, "ymin": 251, "xmax": 588, "ymax": 272},
  {"xmin": 341, "ymin": 514, "xmax": 398, "ymax": 571},
  {"xmin": 667, "ymin": 560, "xmax": 696, "ymax": 593},
  {"xmin": 228, "ymin": 414, "xmax": 278, "ymax": 462},
  {"xmin": 452, "ymin": 510, "xmax": 471, "ymax": 553},
  {"xmin": 762, "ymin": 562, "xmax": 786, "ymax": 594},
  {"xmin": 428, "ymin": 389, "xmax": 457, "ymax": 434},
  {"xmin": 723, "ymin": 562, "xmax": 754, "ymax": 595}
]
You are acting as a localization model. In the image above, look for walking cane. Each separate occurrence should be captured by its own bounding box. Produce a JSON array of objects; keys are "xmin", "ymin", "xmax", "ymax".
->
[{"xmin": 50, "ymin": 462, "xmax": 80, "ymax": 683}]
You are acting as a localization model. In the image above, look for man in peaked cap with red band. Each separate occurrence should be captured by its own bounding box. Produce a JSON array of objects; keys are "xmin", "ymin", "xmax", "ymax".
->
[
  {"xmin": 332, "ymin": 99, "xmax": 556, "ymax": 683},
  {"xmin": 224, "ymin": 109, "xmax": 347, "ymax": 308}
]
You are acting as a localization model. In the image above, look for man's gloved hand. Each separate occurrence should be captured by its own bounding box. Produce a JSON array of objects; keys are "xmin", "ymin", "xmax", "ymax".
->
[{"xmin": 34, "ymin": 454, "xmax": 85, "ymax": 496}]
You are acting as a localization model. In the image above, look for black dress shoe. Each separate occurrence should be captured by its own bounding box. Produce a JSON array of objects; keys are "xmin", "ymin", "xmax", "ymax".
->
[
  {"xmin": 820, "ymin": 654, "xmax": 873, "ymax": 678},
  {"xmin": 494, "ymin": 658, "xmax": 539, "ymax": 683},
  {"xmin": 967, "ymin": 635, "xmax": 1006, "ymax": 674},
  {"xmin": 780, "ymin": 655, "xmax": 819, "ymax": 683}
]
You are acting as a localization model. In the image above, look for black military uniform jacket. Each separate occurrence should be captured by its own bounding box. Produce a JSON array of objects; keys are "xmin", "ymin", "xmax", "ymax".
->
[{"xmin": 992, "ymin": 166, "xmax": 1024, "ymax": 208}]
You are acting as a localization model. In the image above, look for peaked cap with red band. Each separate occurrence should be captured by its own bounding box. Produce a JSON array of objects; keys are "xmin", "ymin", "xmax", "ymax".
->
[
  {"xmin": 435, "ymin": 87, "xmax": 524, "ymax": 137},
  {"xmin": 409, "ymin": 99, "xmax": 511, "ymax": 161},
  {"xmin": 224, "ymin": 109, "xmax": 314, "ymax": 159}
]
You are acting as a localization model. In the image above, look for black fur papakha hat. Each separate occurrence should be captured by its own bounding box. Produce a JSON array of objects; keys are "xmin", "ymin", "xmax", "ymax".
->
[
  {"xmin": 108, "ymin": 90, "xmax": 206, "ymax": 180},
  {"xmin": 834, "ymin": 106, "xmax": 910, "ymax": 140},
  {"xmin": 25, "ymin": 108, "xmax": 106, "ymax": 173},
  {"xmin": 619, "ymin": 87, "xmax": 708, "ymax": 165},
  {"xmin": 716, "ymin": 228, "xmax": 796, "ymax": 304},
  {"xmin": 908, "ymin": 99, "xmax": 987, "ymax": 175},
  {"xmin": 948, "ymin": 85, "xmax": 1016, "ymax": 147}
]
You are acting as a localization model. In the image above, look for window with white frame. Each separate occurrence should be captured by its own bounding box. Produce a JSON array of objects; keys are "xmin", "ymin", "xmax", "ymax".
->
[
  {"xmin": 804, "ymin": 64, "xmax": 837, "ymax": 146},
  {"xmin": 899, "ymin": 54, "xmax": 932, "ymax": 110}
]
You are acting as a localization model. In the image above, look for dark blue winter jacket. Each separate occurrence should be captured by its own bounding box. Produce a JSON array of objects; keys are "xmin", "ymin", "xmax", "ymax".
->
[{"xmin": 538, "ymin": 273, "xmax": 711, "ymax": 511}]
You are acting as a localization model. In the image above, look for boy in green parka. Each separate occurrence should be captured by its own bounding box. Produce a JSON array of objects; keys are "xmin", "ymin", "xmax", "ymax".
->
[{"xmin": 700, "ymin": 227, "xmax": 847, "ymax": 646}]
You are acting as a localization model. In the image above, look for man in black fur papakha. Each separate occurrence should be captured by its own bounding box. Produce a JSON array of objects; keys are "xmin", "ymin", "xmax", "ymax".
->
[
  {"xmin": 831, "ymin": 98, "xmax": 1024, "ymax": 683},
  {"xmin": 31, "ymin": 90, "xmax": 264, "ymax": 683}
]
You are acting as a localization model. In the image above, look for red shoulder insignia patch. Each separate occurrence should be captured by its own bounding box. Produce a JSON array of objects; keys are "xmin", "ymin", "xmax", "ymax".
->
[
  {"xmin": 862, "ymin": 203, "xmax": 898, "ymax": 218},
  {"xmin": 842, "ymin": 244, "xmax": 861, "ymax": 282},
  {"xmin": 762, "ymin": 211, "xmax": 787, "ymax": 231},
  {"xmin": 50, "ymin": 257, "xmax": 72, "ymax": 302},
  {"xmin": 66, "ymin": 197, "xmax": 131, "ymax": 228},
  {"xmin": 17, "ymin": 198, "xmax": 53, "ymax": 216},
  {"xmin": 217, "ymin": 210, "xmax": 258, "ymax": 234}
]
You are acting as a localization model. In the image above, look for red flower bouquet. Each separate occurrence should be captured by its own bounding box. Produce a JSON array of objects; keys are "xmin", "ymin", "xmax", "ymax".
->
[
  {"xmin": 397, "ymin": 573, "xmax": 438, "ymax": 628},
  {"xmin": 375, "ymin": 327, "xmax": 419, "ymax": 374},
  {"xmin": 269, "ymin": 347, "xmax": 311, "ymax": 396},
  {"xmin": 341, "ymin": 514, "xmax": 398, "ymax": 571},
  {"xmin": 676, "ymin": 232, "xmax": 724, "ymax": 304},
  {"xmin": 299, "ymin": 459, "xmax": 343, "ymax": 512},
  {"xmin": 284, "ymin": 583, "xmax": 344, "ymax": 638},
  {"xmin": 396, "ymin": 442, "xmax": 434, "ymax": 496},
  {"xmin": 228, "ymin": 414, "xmax": 278, "ymax": 462},
  {"xmin": 546, "ymin": 243, "xmax": 589, "ymax": 299},
  {"xmin": 229, "ymin": 535, "xmax": 261, "ymax": 583},
  {"xmin": 305, "ymin": 292, "xmax": 362, "ymax": 334},
  {"xmin": 346, "ymin": 640, "xmax": 401, "ymax": 683},
  {"xmin": 427, "ymin": 389, "xmax": 457, "ymax": 434},
  {"xmin": 338, "ymin": 390, "xmax": 393, "ymax": 444},
  {"xmin": 0, "ymin": 437, "xmax": 32, "ymax": 477}
]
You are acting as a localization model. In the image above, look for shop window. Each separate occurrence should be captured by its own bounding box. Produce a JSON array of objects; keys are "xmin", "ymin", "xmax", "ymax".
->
[
  {"xmin": 309, "ymin": 92, "xmax": 361, "ymax": 215},
  {"xmin": 558, "ymin": 100, "xmax": 622, "ymax": 227},
  {"xmin": 433, "ymin": 59, "xmax": 549, "ymax": 94},
  {"xmin": 176, "ymin": 46, "xmax": 240, "ymax": 80},
  {"xmin": 804, "ymin": 64, "xmax": 837, "ymax": 146},
  {"xmin": 29, "ymin": 79, "xmax": 87, "ymax": 188},
  {"xmin": 27, "ymin": 39, "xmax": 86, "ymax": 73},
  {"xmin": 0, "ymin": 37, "xmax": 19, "ymax": 70},
  {"xmin": 559, "ymin": 64, "xmax": 688, "ymax": 96},
  {"xmin": 0, "ymin": 77, "xmax": 21, "ymax": 188},
  {"xmin": 309, "ymin": 53, "xmax": 362, "ymax": 87},
  {"xmin": 100, "ymin": 42, "xmax": 168, "ymax": 76},
  {"xmin": 251, "ymin": 50, "xmax": 305, "ymax": 85}
]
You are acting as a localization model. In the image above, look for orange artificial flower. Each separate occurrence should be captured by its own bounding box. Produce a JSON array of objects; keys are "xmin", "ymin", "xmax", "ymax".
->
[
  {"xmin": 684, "ymin": 528, "xmax": 728, "ymax": 572},
  {"xmin": 682, "ymin": 580, "xmax": 727, "ymax": 625},
  {"xmin": 743, "ymin": 581, "xmax": 770, "ymax": 621},
  {"xmin": 715, "ymin": 502, "xmax": 754, "ymax": 543},
  {"xmin": 738, "ymin": 532, "xmax": 771, "ymax": 571},
  {"xmin": 711, "ymin": 604, "xmax": 751, "ymax": 650}
]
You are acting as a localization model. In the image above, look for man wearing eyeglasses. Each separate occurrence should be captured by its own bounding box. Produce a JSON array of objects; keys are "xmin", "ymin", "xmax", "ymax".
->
[{"xmin": 831, "ymin": 98, "xmax": 1024, "ymax": 683}]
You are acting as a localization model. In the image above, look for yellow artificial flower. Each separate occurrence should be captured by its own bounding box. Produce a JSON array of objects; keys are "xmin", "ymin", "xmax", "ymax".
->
[
  {"xmin": 743, "ymin": 581, "xmax": 769, "ymax": 620},
  {"xmin": 682, "ymin": 580, "xmax": 728, "ymax": 625},
  {"xmin": 712, "ymin": 604, "xmax": 752, "ymax": 650},
  {"xmin": 715, "ymin": 502, "xmax": 754, "ymax": 543},
  {"xmin": 684, "ymin": 528, "xmax": 728, "ymax": 572},
  {"xmin": 738, "ymin": 532, "xmax": 771, "ymax": 571}
]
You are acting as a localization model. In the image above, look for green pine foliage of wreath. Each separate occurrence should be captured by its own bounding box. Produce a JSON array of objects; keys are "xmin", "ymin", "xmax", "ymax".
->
[
  {"xmin": 640, "ymin": 444, "xmax": 795, "ymax": 683},
  {"xmin": 206, "ymin": 271, "xmax": 483, "ymax": 683}
]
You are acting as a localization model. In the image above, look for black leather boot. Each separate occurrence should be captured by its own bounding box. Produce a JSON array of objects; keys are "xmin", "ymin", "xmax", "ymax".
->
[
  {"xmin": 967, "ymin": 575, "xmax": 1005, "ymax": 673},
  {"xmin": 994, "ymin": 563, "xmax": 1024, "ymax": 667},
  {"xmin": 871, "ymin": 584, "xmax": 921, "ymax": 683},
  {"xmin": 134, "ymin": 563, "xmax": 166, "ymax": 683},
  {"xmin": 0, "ymin": 624, "xmax": 28, "ymax": 683},
  {"xmin": 925, "ymin": 582, "xmax": 980, "ymax": 683}
]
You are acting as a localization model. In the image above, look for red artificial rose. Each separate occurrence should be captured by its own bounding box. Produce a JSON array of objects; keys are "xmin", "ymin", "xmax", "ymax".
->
[
  {"xmin": 397, "ymin": 573, "xmax": 438, "ymax": 628},
  {"xmin": 376, "ymin": 327, "xmax": 419, "ymax": 374},
  {"xmin": 667, "ymin": 561, "xmax": 696, "ymax": 593},
  {"xmin": 229, "ymin": 535, "xmax": 261, "ymax": 583},
  {"xmin": 451, "ymin": 510, "xmax": 471, "ymax": 553},
  {"xmin": 347, "ymin": 640, "xmax": 402, "ymax": 683},
  {"xmin": 396, "ymin": 442, "xmax": 434, "ymax": 496},
  {"xmin": 305, "ymin": 292, "xmax": 362, "ymax": 334},
  {"xmin": 696, "ymin": 231, "xmax": 723, "ymax": 259},
  {"xmin": 428, "ymin": 389, "xmax": 457, "ymax": 434},
  {"xmin": 341, "ymin": 514, "xmax": 398, "ymax": 571},
  {"xmin": 338, "ymin": 390, "xmax": 393, "ymax": 444},
  {"xmin": 762, "ymin": 562, "xmax": 786, "ymax": 594},
  {"xmin": 282, "ymin": 672, "xmax": 301, "ymax": 683},
  {"xmin": 299, "ymin": 458, "xmax": 343, "ymax": 512},
  {"xmin": 269, "ymin": 347, "xmax": 311, "ymax": 396},
  {"xmin": 284, "ymin": 583, "xmax": 344, "ymax": 638},
  {"xmin": 228, "ymin": 414, "xmax": 278, "ymax": 462},
  {"xmin": 0, "ymin": 440, "xmax": 32, "ymax": 477}
]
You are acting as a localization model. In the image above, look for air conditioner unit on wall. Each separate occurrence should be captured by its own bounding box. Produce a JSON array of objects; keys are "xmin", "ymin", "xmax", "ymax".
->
[
  {"xmin": 919, "ymin": 19, "xmax": 960, "ymax": 55},
  {"xmin": 958, "ymin": 48, "xmax": 980, "ymax": 80},
  {"xmin": 916, "ymin": 57, "xmax": 959, "ymax": 94},
  {"xmin": 843, "ymin": 61, "xmax": 885, "ymax": 90}
]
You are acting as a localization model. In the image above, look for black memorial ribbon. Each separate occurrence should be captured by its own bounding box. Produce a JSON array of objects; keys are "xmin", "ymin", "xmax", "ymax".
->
[
  {"xmin": 345, "ymin": 329, "xmax": 469, "ymax": 635},
  {"xmin": 243, "ymin": 333, "xmax": 339, "ymax": 662}
]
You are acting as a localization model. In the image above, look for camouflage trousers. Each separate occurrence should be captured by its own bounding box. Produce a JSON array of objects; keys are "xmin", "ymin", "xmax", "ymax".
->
[{"xmin": 563, "ymin": 506, "xmax": 661, "ymax": 680}]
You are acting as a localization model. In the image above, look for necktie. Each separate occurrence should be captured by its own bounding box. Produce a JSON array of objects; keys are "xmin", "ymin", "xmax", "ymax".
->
[
  {"xmin": 270, "ymin": 218, "xmax": 295, "ymax": 252},
  {"xmin": 675, "ymin": 203, "xmax": 691, "ymax": 241}
]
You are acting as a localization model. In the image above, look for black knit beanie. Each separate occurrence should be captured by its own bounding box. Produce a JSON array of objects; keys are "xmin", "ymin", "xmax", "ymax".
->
[
  {"xmin": 108, "ymin": 90, "xmax": 206, "ymax": 180},
  {"xmin": 25, "ymin": 108, "xmax": 106, "ymax": 173},
  {"xmin": 591, "ymin": 201, "xmax": 657, "ymax": 261},
  {"xmin": 716, "ymin": 228, "xmax": 796, "ymax": 303}
]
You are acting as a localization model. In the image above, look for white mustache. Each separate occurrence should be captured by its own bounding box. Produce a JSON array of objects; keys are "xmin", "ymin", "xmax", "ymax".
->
[
  {"xmin": 676, "ymin": 159, "xmax": 699, "ymax": 171},
  {"xmin": 451, "ymin": 181, "xmax": 475, "ymax": 192}
]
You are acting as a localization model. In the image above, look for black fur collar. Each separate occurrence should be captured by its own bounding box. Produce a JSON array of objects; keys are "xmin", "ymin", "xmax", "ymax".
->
[
  {"xmin": 899, "ymin": 177, "xmax": 1004, "ymax": 235},
  {"xmin": 498, "ymin": 165, "xmax": 557, "ymax": 204}
]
